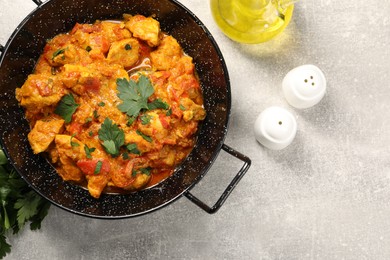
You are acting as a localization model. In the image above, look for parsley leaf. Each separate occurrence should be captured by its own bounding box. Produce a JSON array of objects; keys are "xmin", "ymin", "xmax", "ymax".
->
[
  {"xmin": 54, "ymin": 94, "xmax": 79, "ymax": 123},
  {"xmin": 98, "ymin": 118, "xmax": 125, "ymax": 157},
  {"xmin": 116, "ymin": 76, "xmax": 154, "ymax": 117},
  {"xmin": 14, "ymin": 191, "xmax": 42, "ymax": 228},
  {"xmin": 148, "ymin": 98, "xmax": 169, "ymax": 110},
  {"xmin": 0, "ymin": 147, "xmax": 50, "ymax": 258}
]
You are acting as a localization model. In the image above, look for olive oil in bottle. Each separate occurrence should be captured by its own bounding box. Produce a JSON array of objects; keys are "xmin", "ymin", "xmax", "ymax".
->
[{"xmin": 210, "ymin": 0, "xmax": 294, "ymax": 44}]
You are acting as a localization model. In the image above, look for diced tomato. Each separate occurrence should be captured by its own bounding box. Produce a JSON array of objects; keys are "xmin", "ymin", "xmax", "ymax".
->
[
  {"xmin": 68, "ymin": 122, "xmax": 83, "ymax": 135},
  {"xmin": 34, "ymin": 79, "xmax": 52, "ymax": 96},
  {"xmin": 83, "ymin": 77, "xmax": 101, "ymax": 93},
  {"xmin": 77, "ymin": 159, "xmax": 110, "ymax": 175},
  {"xmin": 159, "ymin": 114, "xmax": 170, "ymax": 129},
  {"xmin": 139, "ymin": 42, "xmax": 152, "ymax": 57},
  {"xmin": 171, "ymin": 104, "xmax": 183, "ymax": 118}
]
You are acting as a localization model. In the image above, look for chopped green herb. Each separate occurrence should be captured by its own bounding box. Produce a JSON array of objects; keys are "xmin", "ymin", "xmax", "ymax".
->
[
  {"xmin": 85, "ymin": 117, "xmax": 92, "ymax": 124},
  {"xmin": 136, "ymin": 130, "xmax": 153, "ymax": 143},
  {"xmin": 93, "ymin": 110, "xmax": 100, "ymax": 119},
  {"xmin": 179, "ymin": 104, "xmax": 186, "ymax": 111},
  {"xmin": 166, "ymin": 109, "xmax": 172, "ymax": 116},
  {"xmin": 98, "ymin": 102, "xmax": 105, "ymax": 107},
  {"xmin": 88, "ymin": 131, "xmax": 94, "ymax": 137},
  {"xmin": 125, "ymin": 44, "xmax": 132, "ymax": 50},
  {"xmin": 84, "ymin": 145, "xmax": 96, "ymax": 159},
  {"xmin": 122, "ymin": 152, "xmax": 129, "ymax": 160},
  {"xmin": 140, "ymin": 114, "xmax": 152, "ymax": 125},
  {"xmin": 51, "ymin": 67, "xmax": 58, "ymax": 75},
  {"xmin": 54, "ymin": 94, "xmax": 79, "ymax": 123},
  {"xmin": 140, "ymin": 167, "xmax": 152, "ymax": 176},
  {"xmin": 86, "ymin": 46, "xmax": 92, "ymax": 52},
  {"xmin": 126, "ymin": 143, "xmax": 141, "ymax": 155},
  {"xmin": 98, "ymin": 118, "xmax": 125, "ymax": 157},
  {"xmin": 70, "ymin": 134, "xmax": 80, "ymax": 147},
  {"xmin": 127, "ymin": 116, "xmax": 136, "ymax": 126},
  {"xmin": 94, "ymin": 161, "xmax": 103, "ymax": 174},
  {"xmin": 132, "ymin": 167, "xmax": 152, "ymax": 176},
  {"xmin": 52, "ymin": 48, "xmax": 65, "ymax": 60}
]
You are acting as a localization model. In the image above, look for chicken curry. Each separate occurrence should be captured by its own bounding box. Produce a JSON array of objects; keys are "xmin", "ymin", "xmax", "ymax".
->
[{"xmin": 15, "ymin": 14, "xmax": 206, "ymax": 198}]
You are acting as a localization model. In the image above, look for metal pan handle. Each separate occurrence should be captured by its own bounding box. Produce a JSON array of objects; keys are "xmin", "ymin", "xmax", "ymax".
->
[
  {"xmin": 32, "ymin": 0, "xmax": 43, "ymax": 6},
  {"xmin": 184, "ymin": 144, "xmax": 251, "ymax": 214},
  {"xmin": 0, "ymin": 44, "xmax": 4, "ymax": 60}
]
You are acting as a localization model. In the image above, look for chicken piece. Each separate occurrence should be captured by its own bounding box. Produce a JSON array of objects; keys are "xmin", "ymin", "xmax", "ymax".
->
[
  {"xmin": 49, "ymin": 44, "xmax": 80, "ymax": 67},
  {"xmin": 131, "ymin": 172, "xmax": 151, "ymax": 190},
  {"xmin": 60, "ymin": 64, "xmax": 90, "ymax": 88},
  {"xmin": 54, "ymin": 134, "xmax": 86, "ymax": 182},
  {"xmin": 150, "ymin": 36, "xmax": 182, "ymax": 70},
  {"xmin": 71, "ymin": 23, "xmax": 111, "ymax": 60},
  {"xmin": 106, "ymin": 38, "xmax": 140, "ymax": 68},
  {"xmin": 60, "ymin": 64, "xmax": 103, "ymax": 95},
  {"xmin": 56, "ymin": 155, "xmax": 83, "ymax": 182},
  {"xmin": 76, "ymin": 158, "xmax": 111, "ymax": 198},
  {"xmin": 180, "ymin": 97, "xmax": 206, "ymax": 122},
  {"xmin": 15, "ymin": 74, "xmax": 64, "ymax": 110},
  {"xmin": 148, "ymin": 146, "xmax": 177, "ymax": 168},
  {"xmin": 28, "ymin": 117, "xmax": 65, "ymax": 154},
  {"xmin": 137, "ymin": 111, "xmax": 170, "ymax": 140},
  {"xmin": 125, "ymin": 130, "xmax": 160, "ymax": 153},
  {"xmin": 55, "ymin": 134, "xmax": 85, "ymax": 161},
  {"xmin": 110, "ymin": 159, "xmax": 151, "ymax": 190},
  {"xmin": 125, "ymin": 15, "xmax": 160, "ymax": 47},
  {"xmin": 86, "ymin": 174, "xmax": 109, "ymax": 198},
  {"xmin": 100, "ymin": 21, "xmax": 131, "ymax": 43}
]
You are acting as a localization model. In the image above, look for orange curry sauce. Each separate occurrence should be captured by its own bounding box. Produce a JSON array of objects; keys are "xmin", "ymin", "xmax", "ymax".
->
[{"xmin": 15, "ymin": 14, "xmax": 206, "ymax": 198}]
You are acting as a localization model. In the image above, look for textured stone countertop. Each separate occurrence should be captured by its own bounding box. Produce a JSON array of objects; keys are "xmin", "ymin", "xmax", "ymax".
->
[{"xmin": 1, "ymin": 0, "xmax": 390, "ymax": 259}]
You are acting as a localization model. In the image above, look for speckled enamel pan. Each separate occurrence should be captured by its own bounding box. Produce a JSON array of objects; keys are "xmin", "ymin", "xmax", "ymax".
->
[{"xmin": 0, "ymin": 0, "xmax": 251, "ymax": 218}]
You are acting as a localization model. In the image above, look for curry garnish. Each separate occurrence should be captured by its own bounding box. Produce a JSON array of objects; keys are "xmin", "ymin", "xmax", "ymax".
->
[
  {"xmin": 125, "ymin": 44, "xmax": 132, "ymax": 50},
  {"xmin": 140, "ymin": 114, "xmax": 152, "ymax": 125},
  {"xmin": 94, "ymin": 161, "xmax": 103, "ymax": 174},
  {"xmin": 116, "ymin": 76, "xmax": 154, "ymax": 117},
  {"xmin": 136, "ymin": 130, "xmax": 153, "ymax": 143},
  {"xmin": 51, "ymin": 48, "xmax": 65, "ymax": 60},
  {"xmin": 70, "ymin": 134, "xmax": 80, "ymax": 147},
  {"xmin": 54, "ymin": 93, "xmax": 79, "ymax": 123},
  {"xmin": 98, "ymin": 118, "xmax": 125, "ymax": 157},
  {"xmin": 148, "ymin": 98, "xmax": 169, "ymax": 110},
  {"xmin": 84, "ymin": 145, "xmax": 96, "ymax": 159},
  {"xmin": 126, "ymin": 143, "xmax": 141, "ymax": 155}
]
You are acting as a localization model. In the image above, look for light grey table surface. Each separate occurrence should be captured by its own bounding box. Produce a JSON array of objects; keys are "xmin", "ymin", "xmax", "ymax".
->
[{"xmin": 1, "ymin": 0, "xmax": 390, "ymax": 259}]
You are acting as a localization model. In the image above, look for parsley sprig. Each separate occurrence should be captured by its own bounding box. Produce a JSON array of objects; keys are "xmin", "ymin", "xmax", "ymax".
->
[
  {"xmin": 54, "ymin": 93, "xmax": 79, "ymax": 123},
  {"xmin": 0, "ymin": 147, "xmax": 50, "ymax": 259},
  {"xmin": 116, "ymin": 76, "xmax": 169, "ymax": 117},
  {"xmin": 98, "ymin": 118, "xmax": 125, "ymax": 157}
]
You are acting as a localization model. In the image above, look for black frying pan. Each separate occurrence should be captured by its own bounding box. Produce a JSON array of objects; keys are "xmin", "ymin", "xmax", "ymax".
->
[{"xmin": 0, "ymin": 0, "xmax": 251, "ymax": 218}]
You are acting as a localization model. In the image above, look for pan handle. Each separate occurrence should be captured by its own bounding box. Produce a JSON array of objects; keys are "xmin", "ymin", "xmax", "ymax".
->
[
  {"xmin": 0, "ymin": 44, "xmax": 4, "ymax": 60},
  {"xmin": 184, "ymin": 144, "xmax": 251, "ymax": 214},
  {"xmin": 32, "ymin": 0, "xmax": 43, "ymax": 6}
]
